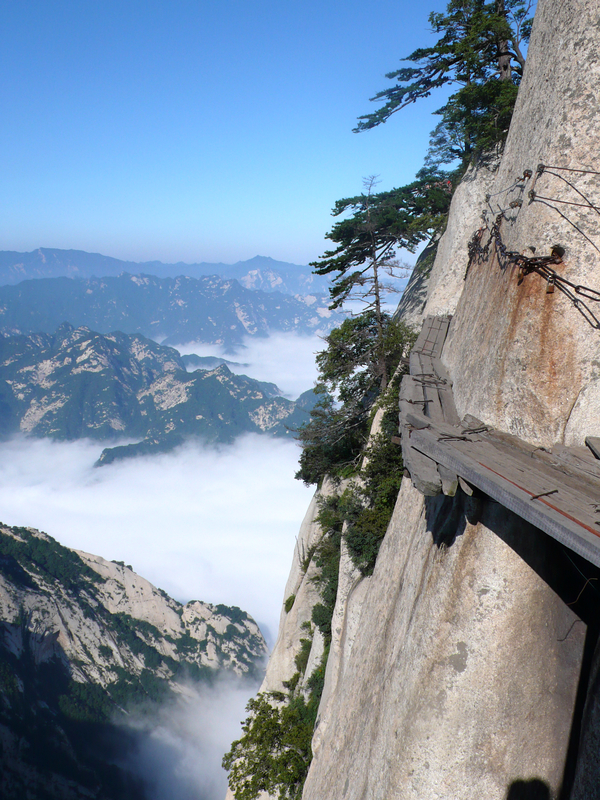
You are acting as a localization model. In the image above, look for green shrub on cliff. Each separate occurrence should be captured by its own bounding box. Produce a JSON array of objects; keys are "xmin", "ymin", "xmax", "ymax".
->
[
  {"xmin": 295, "ymin": 312, "xmax": 414, "ymax": 486},
  {"xmin": 222, "ymin": 690, "xmax": 318, "ymax": 800}
]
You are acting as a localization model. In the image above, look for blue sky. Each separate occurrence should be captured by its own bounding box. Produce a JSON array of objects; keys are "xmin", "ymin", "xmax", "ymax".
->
[{"xmin": 2, "ymin": 0, "xmax": 449, "ymax": 265}]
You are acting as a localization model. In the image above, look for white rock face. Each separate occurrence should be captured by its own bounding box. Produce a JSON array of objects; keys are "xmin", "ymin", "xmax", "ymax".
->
[
  {"xmin": 423, "ymin": 160, "xmax": 499, "ymax": 321},
  {"xmin": 301, "ymin": 482, "xmax": 584, "ymax": 800},
  {"xmin": 0, "ymin": 525, "xmax": 267, "ymax": 690},
  {"xmin": 224, "ymin": 488, "xmax": 330, "ymax": 800},
  {"xmin": 394, "ymin": 163, "xmax": 498, "ymax": 331},
  {"xmin": 255, "ymin": 485, "xmax": 331, "ymax": 697},
  {"xmin": 443, "ymin": 0, "xmax": 600, "ymax": 446},
  {"xmin": 310, "ymin": 536, "xmax": 369, "ymax": 760}
]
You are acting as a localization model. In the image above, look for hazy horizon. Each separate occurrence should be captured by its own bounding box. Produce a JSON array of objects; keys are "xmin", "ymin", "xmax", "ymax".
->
[{"xmin": 1, "ymin": 0, "xmax": 449, "ymax": 265}]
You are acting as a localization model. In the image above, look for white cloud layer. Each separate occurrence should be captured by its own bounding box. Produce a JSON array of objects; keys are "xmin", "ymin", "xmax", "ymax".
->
[
  {"xmin": 174, "ymin": 331, "xmax": 323, "ymax": 398},
  {"xmin": 0, "ymin": 331, "xmax": 324, "ymax": 797},
  {"xmin": 125, "ymin": 677, "xmax": 256, "ymax": 800},
  {"xmin": 0, "ymin": 434, "xmax": 313, "ymax": 643}
]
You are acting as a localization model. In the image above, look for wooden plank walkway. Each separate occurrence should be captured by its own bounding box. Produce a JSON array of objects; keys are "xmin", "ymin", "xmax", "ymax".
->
[{"xmin": 400, "ymin": 316, "xmax": 600, "ymax": 568}]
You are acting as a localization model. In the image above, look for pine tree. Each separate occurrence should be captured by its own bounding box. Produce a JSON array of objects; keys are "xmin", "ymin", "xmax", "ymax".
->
[{"xmin": 354, "ymin": 0, "xmax": 533, "ymax": 168}]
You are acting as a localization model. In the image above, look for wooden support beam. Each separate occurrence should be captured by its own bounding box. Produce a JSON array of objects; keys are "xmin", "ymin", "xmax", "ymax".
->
[
  {"xmin": 586, "ymin": 436, "xmax": 600, "ymax": 461},
  {"xmin": 438, "ymin": 464, "xmax": 459, "ymax": 496}
]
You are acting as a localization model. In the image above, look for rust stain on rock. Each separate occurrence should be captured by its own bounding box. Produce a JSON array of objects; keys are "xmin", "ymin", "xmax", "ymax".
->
[{"xmin": 452, "ymin": 236, "xmax": 581, "ymax": 442}]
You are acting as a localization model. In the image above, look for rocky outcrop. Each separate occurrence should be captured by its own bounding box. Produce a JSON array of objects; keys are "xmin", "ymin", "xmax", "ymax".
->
[
  {"xmin": 0, "ymin": 522, "xmax": 266, "ymax": 799},
  {"xmin": 393, "ymin": 161, "xmax": 498, "ymax": 330},
  {"xmin": 303, "ymin": 482, "xmax": 584, "ymax": 799},
  {"xmin": 0, "ymin": 269, "xmax": 336, "ymax": 344},
  {"xmin": 443, "ymin": 0, "xmax": 600, "ymax": 447},
  {"xmin": 0, "ymin": 324, "xmax": 315, "ymax": 463}
]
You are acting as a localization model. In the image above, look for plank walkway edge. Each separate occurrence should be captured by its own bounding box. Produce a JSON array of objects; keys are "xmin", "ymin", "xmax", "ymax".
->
[{"xmin": 411, "ymin": 429, "xmax": 600, "ymax": 570}]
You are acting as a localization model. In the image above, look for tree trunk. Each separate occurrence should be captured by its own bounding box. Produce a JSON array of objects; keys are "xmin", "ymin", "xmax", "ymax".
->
[{"xmin": 496, "ymin": 0, "xmax": 512, "ymax": 81}]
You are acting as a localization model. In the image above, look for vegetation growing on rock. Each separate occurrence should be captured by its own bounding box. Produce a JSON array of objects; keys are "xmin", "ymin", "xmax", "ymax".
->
[
  {"xmin": 0, "ymin": 522, "xmax": 267, "ymax": 798},
  {"xmin": 0, "ymin": 324, "xmax": 317, "ymax": 463}
]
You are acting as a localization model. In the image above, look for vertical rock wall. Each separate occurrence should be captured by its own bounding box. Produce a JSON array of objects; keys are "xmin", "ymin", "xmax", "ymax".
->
[
  {"xmin": 302, "ymin": 482, "xmax": 584, "ymax": 800},
  {"xmin": 443, "ymin": 0, "xmax": 600, "ymax": 447},
  {"xmin": 299, "ymin": 1, "xmax": 594, "ymax": 796},
  {"xmin": 224, "ymin": 489, "xmax": 327, "ymax": 800}
]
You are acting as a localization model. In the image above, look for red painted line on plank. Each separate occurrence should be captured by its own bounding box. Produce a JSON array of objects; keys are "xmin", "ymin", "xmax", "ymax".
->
[{"xmin": 476, "ymin": 460, "xmax": 600, "ymax": 539}]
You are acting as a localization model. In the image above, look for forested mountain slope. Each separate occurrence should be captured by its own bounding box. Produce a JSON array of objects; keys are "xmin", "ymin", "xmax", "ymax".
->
[
  {"xmin": 0, "ymin": 324, "xmax": 315, "ymax": 463},
  {"xmin": 0, "ymin": 522, "xmax": 266, "ymax": 799},
  {"xmin": 0, "ymin": 273, "xmax": 337, "ymax": 346}
]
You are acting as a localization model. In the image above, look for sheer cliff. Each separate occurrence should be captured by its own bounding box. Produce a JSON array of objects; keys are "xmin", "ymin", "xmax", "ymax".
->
[{"xmin": 228, "ymin": 1, "xmax": 600, "ymax": 798}]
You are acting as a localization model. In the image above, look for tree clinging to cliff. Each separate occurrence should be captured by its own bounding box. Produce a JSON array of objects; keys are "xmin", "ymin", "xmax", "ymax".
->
[{"xmin": 355, "ymin": 0, "xmax": 534, "ymax": 168}]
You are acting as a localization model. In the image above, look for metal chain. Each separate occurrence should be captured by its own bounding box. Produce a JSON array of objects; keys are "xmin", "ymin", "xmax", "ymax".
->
[{"xmin": 467, "ymin": 213, "xmax": 600, "ymax": 330}]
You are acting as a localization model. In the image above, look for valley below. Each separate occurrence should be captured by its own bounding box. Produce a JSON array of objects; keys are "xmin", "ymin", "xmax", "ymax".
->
[{"xmin": 0, "ymin": 249, "xmax": 324, "ymax": 799}]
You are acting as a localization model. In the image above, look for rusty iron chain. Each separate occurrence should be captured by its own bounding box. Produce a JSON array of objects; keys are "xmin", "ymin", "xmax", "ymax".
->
[{"xmin": 467, "ymin": 213, "xmax": 600, "ymax": 329}]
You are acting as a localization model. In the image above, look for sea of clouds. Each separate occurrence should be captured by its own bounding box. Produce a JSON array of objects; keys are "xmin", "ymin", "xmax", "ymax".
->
[
  {"xmin": 0, "ymin": 331, "xmax": 324, "ymax": 798},
  {"xmin": 174, "ymin": 330, "xmax": 323, "ymax": 399},
  {"xmin": 0, "ymin": 432, "xmax": 313, "ymax": 645},
  {"xmin": 125, "ymin": 677, "xmax": 257, "ymax": 800}
]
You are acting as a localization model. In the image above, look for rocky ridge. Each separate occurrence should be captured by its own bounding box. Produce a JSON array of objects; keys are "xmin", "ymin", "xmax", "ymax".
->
[
  {"xmin": 0, "ymin": 522, "xmax": 266, "ymax": 799},
  {"xmin": 0, "ymin": 250, "xmax": 330, "ymax": 296},
  {"xmin": 0, "ymin": 324, "xmax": 315, "ymax": 463},
  {"xmin": 0, "ymin": 272, "xmax": 337, "ymax": 347}
]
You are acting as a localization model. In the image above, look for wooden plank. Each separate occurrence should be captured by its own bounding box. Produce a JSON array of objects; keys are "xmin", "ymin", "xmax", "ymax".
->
[
  {"xmin": 438, "ymin": 463, "xmax": 458, "ymax": 496},
  {"xmin": 564, "ymin": 444, "xmax": 600, "ymax": 466},
  {"xmin": 401, "ymin": 426, "xmax": 442, "ymax": 496},
  {"xmin": 407, "ymin": 316, "xmax": 456, "ymax": 428},
  {"xmin": 462, "ymin": 413, "xmax": 488, "ymax": 430},
  {"xmin": 437, "ymin": 385, "xmax": 461, "ymax": 427},
  {"xmin": 399, "ymin": 375, "xmax": 429, "ymax": 418},
  {"xmin": 419, "ymin": 427, "xmax": 600, "ymax": 530},
  {"xmin": 431, "ymin": 356, "xmax": 452, "ymax": 385},
  {"xmin": 412, "ymin": 316, "xmax": 437, "ymax": 354},
  {"xmin": 449, "ymin": 437, "xmax": 599, "ymax": 527},
  {"xmin": 399, "ymin": 372, "xmax": 442, "ymax": 495},
  {"xmin": 407, "ymin": 416, "xmax": 599, "ymax": 531},
  {"xmin": 403, "ymin": 445, "xmax": 443, "ymax": 496},
  {"xmin": 458, "ymin": 476, "xmax": 474, "ymax": 496},
  {"xmin": 410, "ymin": 427, "xmax": 600, "ymax": 569},
  {"xmin": 550, "ymin": 443, "xmax": 600, "ymax": 485},
  {"xmin": 482, "ymin": 431, "xmax": 600, "ymax": 497},
  {"xmin": 409, "ymin": 350, "xmax": 422, "ymax": 375},
  {"xmin": 402, "ymin": 321, "xmax": 600, "ymax": 568},
  {"xmin": 405, "ymin": 409, "xmax": 465, "ymax": 439},
  {"xmin": 411, "ymin": 316, "xmax": 452, "ymax": 358},
  {"xmin": 414, "ymin": 352, "xmax": 446, "ymax": 424}
]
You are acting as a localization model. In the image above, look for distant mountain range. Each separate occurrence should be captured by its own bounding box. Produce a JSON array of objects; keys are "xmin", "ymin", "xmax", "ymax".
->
[
  {"xmin": 0, "ymin": 273, "xmax": 338, "ymax": 346},
  {"xmin": 0, "ymin": 521, "xmax": 266, "ymax": 799},
  {"xmin": 0, "ymin": 248, "xmax": 330, "ymax": 296},
  {"xmin": 0, "ymin": 324, "xmax": 317, "ymax": 463}
]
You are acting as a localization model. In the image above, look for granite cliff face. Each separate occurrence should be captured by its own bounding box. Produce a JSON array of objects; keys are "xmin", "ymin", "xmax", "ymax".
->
[
  {"xmin": 442, "ymin": 0, "xmax": 600, "ymax": 449},
  {"xmin": 233, "ymin": 2, "xmax": 600, "ymax": 797}
]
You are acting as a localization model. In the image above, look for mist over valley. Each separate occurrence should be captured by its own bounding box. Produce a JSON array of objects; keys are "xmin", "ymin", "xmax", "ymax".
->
[{"xmin": 0, "ymin": 249, "xmax": 324, "ymax": 798}]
